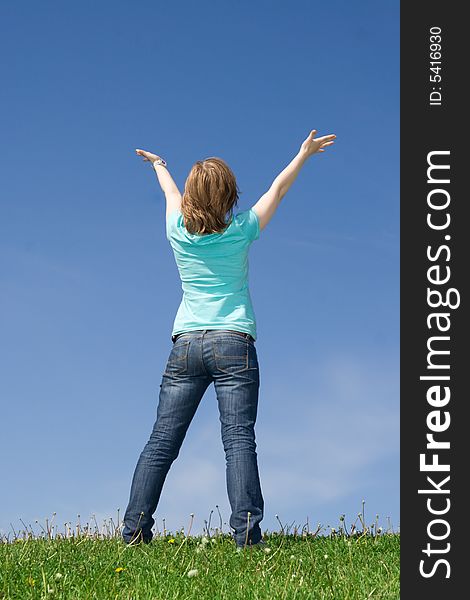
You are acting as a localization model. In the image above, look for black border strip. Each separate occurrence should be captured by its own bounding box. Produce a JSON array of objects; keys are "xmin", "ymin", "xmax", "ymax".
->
[{"xmin": 400, "ymin": 2, "xmax": 465, "ymax": 596}]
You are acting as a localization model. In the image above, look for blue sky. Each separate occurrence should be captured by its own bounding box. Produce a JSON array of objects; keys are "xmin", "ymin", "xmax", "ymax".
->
[{"xmin": 0, "ymin": 0, "xmax": 399, "ymax": 538}]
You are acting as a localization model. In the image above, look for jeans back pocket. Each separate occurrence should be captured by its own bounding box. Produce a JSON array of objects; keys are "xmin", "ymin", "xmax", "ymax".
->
[
  {"xmin": 213, "ymin": 338, "xmax": 249, "ymax": 374},
  {"xmin": 164, "ymin": 340, "xmax": 190, "ymax": 376}
]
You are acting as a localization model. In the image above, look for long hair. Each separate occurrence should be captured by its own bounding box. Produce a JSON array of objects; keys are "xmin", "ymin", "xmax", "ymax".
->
[{"xmin": 181, "ymin": 157, "xmax": 240, "ymax": 235}]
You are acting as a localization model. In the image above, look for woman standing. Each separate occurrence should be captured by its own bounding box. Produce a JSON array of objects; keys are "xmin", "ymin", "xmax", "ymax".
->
[{"xmin": 122, "ymin": 129, "xmax": 336, "ymax": 548}]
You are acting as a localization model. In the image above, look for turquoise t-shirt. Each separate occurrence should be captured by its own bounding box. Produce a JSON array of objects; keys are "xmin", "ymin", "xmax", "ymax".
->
[{"xmin": 166, "ymin": 207, "xmax": 260, "ymax": 340}]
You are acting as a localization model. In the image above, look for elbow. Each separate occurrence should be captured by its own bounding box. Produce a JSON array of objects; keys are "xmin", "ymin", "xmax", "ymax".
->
[
  {"xmin": 270, "ymin": 183, "xmax": 284, "ymax": 203},
  {"xmin": 276, "ymin": 187, "xmax": 286, "ymax": 203}
]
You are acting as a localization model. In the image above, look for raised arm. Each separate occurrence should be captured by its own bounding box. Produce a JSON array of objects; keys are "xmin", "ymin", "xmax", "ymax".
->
[
  {"xmin": 135, "ymin": 149, "xmax": 182, "ymax": 218},
  {"xmin": 251, "ymin": 130, "xmax": 336, "ymax": 231}
]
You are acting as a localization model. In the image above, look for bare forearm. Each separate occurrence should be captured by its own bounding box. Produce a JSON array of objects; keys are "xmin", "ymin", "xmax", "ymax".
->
[
  {"xmin": 152, "ymin": 163, "xmax": 181, "ymax": 196},
  {"xmin": 252, "ymin": 150, "xmax": 310, "ymax": 231},
  {"xmin": 270, "ymin": 150, "xmax": 309, "ymax": 199},
  {"xmin": 251, "ymin": 130, "xmax": 336, "ymax": 231}
]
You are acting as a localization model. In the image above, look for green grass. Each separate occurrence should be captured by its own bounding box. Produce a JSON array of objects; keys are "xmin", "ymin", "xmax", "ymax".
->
[{"xmin": 0, "ymin": 524, "xmax": 399, "ymax": 599}]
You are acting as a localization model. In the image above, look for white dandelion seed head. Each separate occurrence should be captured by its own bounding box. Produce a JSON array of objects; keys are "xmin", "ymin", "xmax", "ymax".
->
[{"xmin": 187, "ymin": 569, "xmax": 198, "ymax": 578}]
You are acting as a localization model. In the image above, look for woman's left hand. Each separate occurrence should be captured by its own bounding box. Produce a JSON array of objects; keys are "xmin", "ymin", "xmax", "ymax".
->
[
  {"xmin": 135, "ymin": 148, "xmax": 160, "ymax": 164},
  {"xmin": 300, "ymin": 130, "xmax": 336, "ymax": 157}
]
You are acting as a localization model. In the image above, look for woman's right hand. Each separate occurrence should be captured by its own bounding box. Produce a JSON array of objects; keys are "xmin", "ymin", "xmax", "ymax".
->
[{"xmin": 300, "ymin": 130, "xmax": 336, "ymax": 157}]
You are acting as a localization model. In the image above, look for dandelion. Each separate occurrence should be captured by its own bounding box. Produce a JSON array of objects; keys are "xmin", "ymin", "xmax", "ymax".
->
[
  {"xmin": 168, "ymin": 538, "xmax": 175, "ymax": 544},
  {"xmin": 27, "ymin": 576, "xmax": 35, "ymax": 587},
  {"xmin": 187, "ymin": 569, "xmax": 198, "ymax": 578},
  {"xmin": 324, "ymin": 554, "xmax": 328, "ymax": 559},
  {"xmin": 115, "ymin": 567, "xmax": 125, "ymax": 573},
  {"xmin": 264, "ymin": 547, "xmax": 271, "ymax": 553},
  {"xmin": 54, "ymin": 573, "xmax": 63, "ymax": 581}
]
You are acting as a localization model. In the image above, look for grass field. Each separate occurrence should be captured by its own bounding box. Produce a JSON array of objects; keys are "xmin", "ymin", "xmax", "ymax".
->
[{"xmin": 0, "ymin": 512, "xmax": 399, "ymax": 600}]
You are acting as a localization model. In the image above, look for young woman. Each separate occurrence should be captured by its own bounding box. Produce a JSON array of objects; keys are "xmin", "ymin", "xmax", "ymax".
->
[{"xmin": 122, "ymin": 129, "xmax": 336, "ymax": 548}]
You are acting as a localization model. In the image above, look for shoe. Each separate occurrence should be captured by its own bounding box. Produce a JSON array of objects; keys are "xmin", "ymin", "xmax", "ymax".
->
[
  {"xmin": 122, "ymin": 532, "xmax": 152, "ymax": 546},
  {"xmin": 236, "ymin": 539, "xmax": 266, "ymax": 550}
]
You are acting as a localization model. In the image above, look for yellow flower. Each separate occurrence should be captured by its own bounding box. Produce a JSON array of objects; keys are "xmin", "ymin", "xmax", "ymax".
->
[
  {"xmin": 27, "ymin": 576, "xmax": 35, "ymax": 586},
  {"xmin": 115, "ymin": 567, "xmax": 125, "ymax": 573},
  {"xmin": 168, "ymin": 538, "xmax": 175, "ymax": 544}
]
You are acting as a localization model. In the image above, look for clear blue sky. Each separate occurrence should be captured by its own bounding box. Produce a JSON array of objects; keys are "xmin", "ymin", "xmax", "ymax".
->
[{"xmin": 0, "ymin": 0, "xmax": 399, "ymax": 538}]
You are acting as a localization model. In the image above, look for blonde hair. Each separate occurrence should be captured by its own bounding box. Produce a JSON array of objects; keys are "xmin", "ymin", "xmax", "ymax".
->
[{"xmin": 181, "ymin": 157, "xmax": 240, "ymax": 235}]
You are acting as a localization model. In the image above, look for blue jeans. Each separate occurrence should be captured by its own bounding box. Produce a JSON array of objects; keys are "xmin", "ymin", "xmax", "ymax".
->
[{"xmin": 122, "ymin": 329, "xmax": 264, "ymax": 547}]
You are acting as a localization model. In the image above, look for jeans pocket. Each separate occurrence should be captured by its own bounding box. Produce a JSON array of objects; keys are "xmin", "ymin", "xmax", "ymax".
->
[
  {"xmin": 213, "ymin": 339, "xmax": 249, "ymax": 374},
  {"xmin": 164, "ymin": 340, "xmax": 190, "ymax": 376}
]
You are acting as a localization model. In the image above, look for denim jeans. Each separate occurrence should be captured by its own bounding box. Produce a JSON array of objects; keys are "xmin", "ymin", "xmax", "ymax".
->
[{"xmin": 122, "ymin": 329, "xmax": 264, "ymax": 547}]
